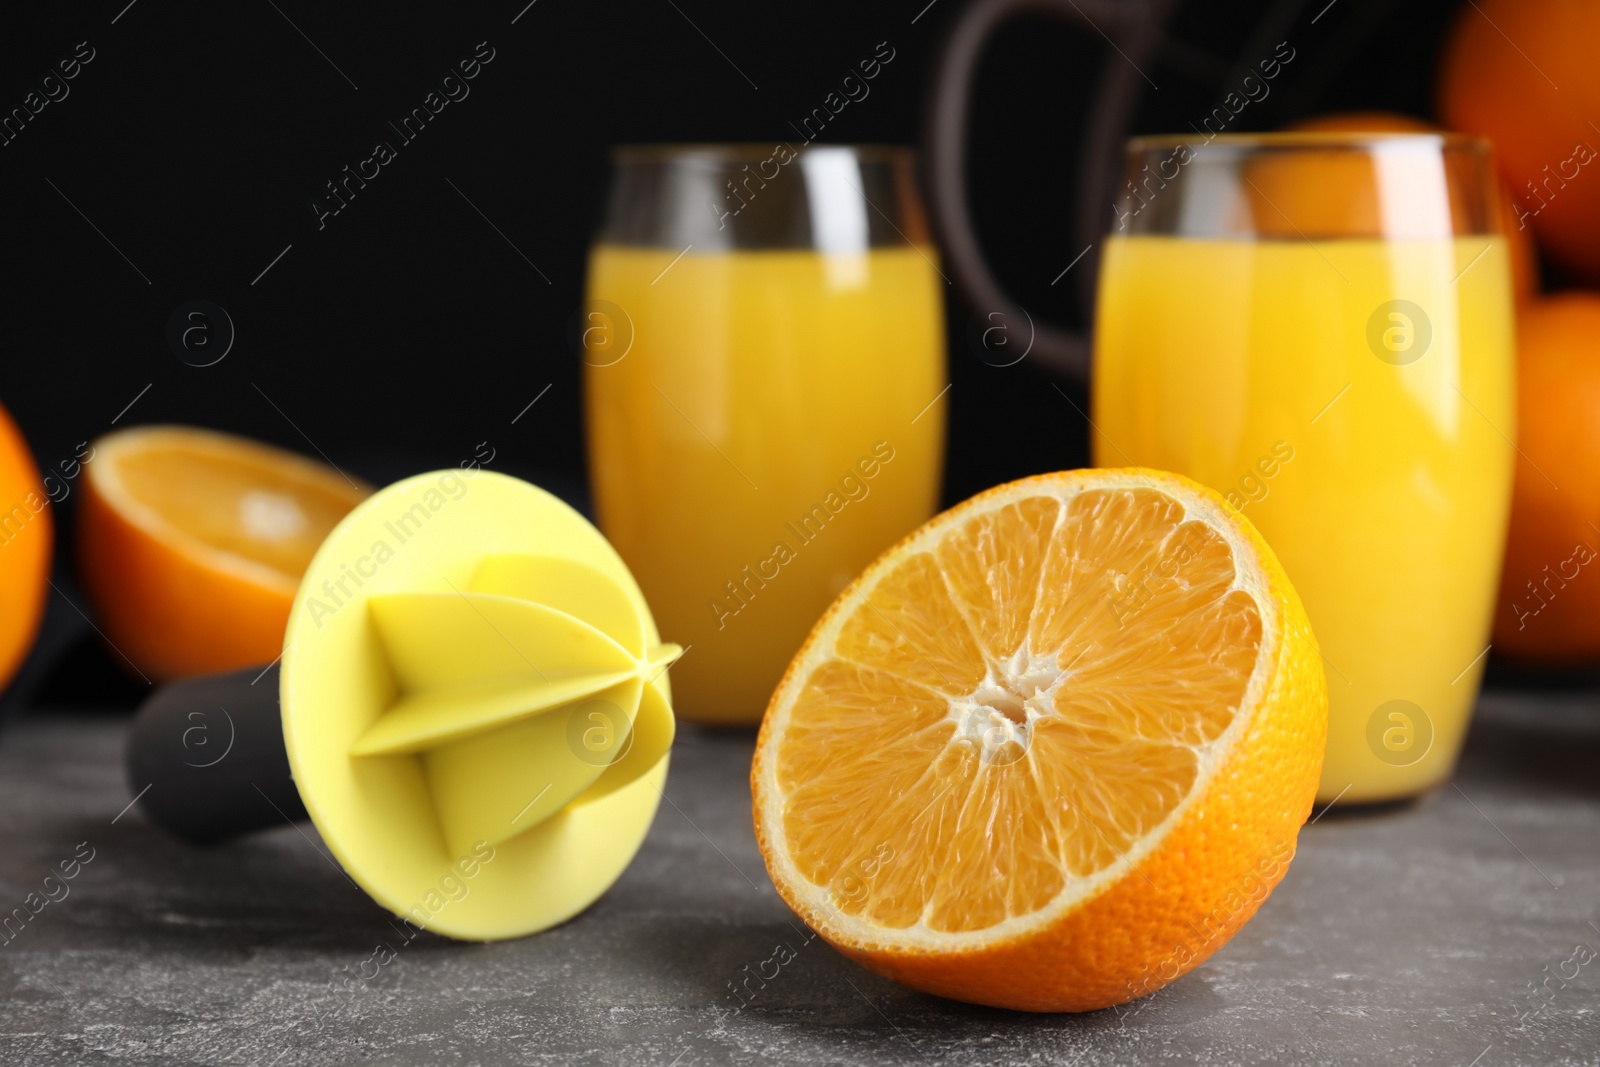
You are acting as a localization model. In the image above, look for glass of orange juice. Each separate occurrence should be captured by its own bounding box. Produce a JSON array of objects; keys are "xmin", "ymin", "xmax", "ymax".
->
[
  {"xmin": 584, "ymin": 145, "xmax": 946, "ymax": 724},
  {"xmin": 1092, "ymin": 133, "xmax": 1515, "ymax": 804}
]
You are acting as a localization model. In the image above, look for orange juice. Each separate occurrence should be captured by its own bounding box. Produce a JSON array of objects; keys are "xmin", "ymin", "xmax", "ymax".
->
[
  {"xmin": 1093, "ymin": 234, "xmax": 1515, "ymax": 802},
  {"xmin": 585, "ymin": 245, "xmax": 945, "ymax": 724}
]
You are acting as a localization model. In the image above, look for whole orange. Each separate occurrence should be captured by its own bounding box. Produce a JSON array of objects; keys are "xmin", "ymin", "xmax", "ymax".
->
[
  {"xmin": 1291, "ymin": 112, "xmax": 1435, "ymax": 135},
  {"xmin": 1494, "ymin": 293, "xmax": 1600, "ymax": 660},
  {"xmin": 1438, "ymin": 0, "xmax": 1600, "ymax": 284},
  {"xmin": 0, "ymin": 400, "xmax": 52, "ymax": 694},
  {"xmin": 1288, "ymin": 111, "xmax": 1539, "ymax": 301}
]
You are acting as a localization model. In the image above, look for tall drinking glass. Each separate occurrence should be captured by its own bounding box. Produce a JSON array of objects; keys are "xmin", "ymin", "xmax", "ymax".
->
[
  {"xmin": 1092, "ymin": 133, "xmax": 1515, "ymax": 804},
  {"xmin": 584, "ymin": 145, "xmax": 945, "ymax": 724}
]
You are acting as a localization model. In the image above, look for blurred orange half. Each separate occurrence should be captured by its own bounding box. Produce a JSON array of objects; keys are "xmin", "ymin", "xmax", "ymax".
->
[{"xmin": 79, "ymin": 426, "xmax": 370, "ymax": 682}]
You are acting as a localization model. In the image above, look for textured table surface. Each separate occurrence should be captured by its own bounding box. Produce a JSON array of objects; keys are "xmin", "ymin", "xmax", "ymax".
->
[{"xmin": 0, "ymin": 688, "xmax": 1596, "ymax": 1066}]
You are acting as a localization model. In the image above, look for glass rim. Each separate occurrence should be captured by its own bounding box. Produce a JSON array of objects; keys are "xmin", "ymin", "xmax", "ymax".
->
[
  {"xmin": 1125, "ymin": 131, "xmax": 1494, "ymax": 155},
  {"xmin": 608, "ymin": 142, "xmax": 917, "ymax": 164}
]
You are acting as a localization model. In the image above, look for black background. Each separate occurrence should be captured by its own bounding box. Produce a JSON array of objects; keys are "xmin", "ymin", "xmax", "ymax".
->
[{"xmin": 0, "ymin": 0, "xmax": 1489, "ymax": 702}]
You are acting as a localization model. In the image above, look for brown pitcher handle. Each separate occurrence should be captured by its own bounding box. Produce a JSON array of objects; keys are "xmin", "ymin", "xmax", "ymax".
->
[{"xmin": 926, "ymin": 0, "xmax": 1177, "ymax": 383}]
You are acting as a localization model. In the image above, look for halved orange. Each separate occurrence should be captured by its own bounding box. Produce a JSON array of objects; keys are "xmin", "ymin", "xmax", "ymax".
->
[
  {"xmin": 79, "ymin": 426, "xmax": 370, "ymax": 682},
  {"xmin": 752, "ymin": 469, "xmax": 1327, "ymax": 1012}
]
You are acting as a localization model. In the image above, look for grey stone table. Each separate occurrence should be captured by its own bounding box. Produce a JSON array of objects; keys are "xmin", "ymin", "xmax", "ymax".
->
[{"xmin": 0, "ymin": 688, "xmax": 1596, "ymax": 1066}]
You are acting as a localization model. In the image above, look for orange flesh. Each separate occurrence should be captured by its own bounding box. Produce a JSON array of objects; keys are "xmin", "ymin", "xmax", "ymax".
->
[
  {"xmin": 115, "ymin": 444, "xmax": 361, "ymax": 580},
  {"xmin": 775, "ymin": 488, "xmax": 1264, "ymax": 934}
]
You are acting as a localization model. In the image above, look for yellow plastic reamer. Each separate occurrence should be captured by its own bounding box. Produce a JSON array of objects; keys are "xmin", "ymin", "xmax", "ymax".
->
[{"xmin": 281, "ymin": 470, "xmax": 679, "ymax": 940}]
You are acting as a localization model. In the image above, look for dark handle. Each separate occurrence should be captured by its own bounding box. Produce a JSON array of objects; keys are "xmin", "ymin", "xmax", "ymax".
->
[
  {"xmin": 126, "ymin": 664, "xmax": 305, "ymax": 844},
  {"xmin": 925, "ymin": 0, "xmax": 1178, "ymax": 382}
]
